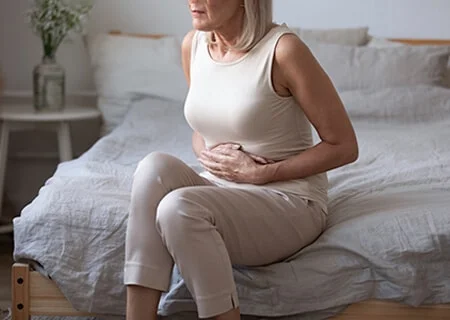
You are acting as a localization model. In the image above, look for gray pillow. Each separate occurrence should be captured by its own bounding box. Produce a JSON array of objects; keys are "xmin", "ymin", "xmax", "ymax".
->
[
  {"xmin": 307, "ymin": 41, "xmax": 450, "ymax": 91},
  {"xmin": 291, "ymin": 27, "xmax": 369, "ymax": 46},
  {"xmin": 367, "ymin": 37, "xmax": 450, "ymax": 89},
  {"xmin": 340, "ymin": 85, "xmax": 450, "ymax": 123}
]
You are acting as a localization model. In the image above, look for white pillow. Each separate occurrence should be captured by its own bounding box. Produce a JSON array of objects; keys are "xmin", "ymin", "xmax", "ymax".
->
[
  {"xmin": 368, "ymin": 37, "xmax": 450, "ymax": 88},
  {"xmin": 307, "ymin": 41, "xmax": 450, "ymax": 91},
  {"xmin": 87, "ymin": 33, "xmax": 188, "ymax": 135},
  {"xmin": 291, "ymin": 27, "xmax": 369, "ymax": 46}
]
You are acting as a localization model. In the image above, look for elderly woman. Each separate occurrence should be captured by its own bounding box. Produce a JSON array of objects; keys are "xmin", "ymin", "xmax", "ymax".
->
[{"xmin": 124, "ymin": 0, "xmax": 358, "ymax": 319}]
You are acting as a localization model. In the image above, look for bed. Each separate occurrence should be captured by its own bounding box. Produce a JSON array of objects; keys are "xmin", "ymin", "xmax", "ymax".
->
[{"xmin": 9, "ymin": 32, "xmax": 450, "ymax": 320}]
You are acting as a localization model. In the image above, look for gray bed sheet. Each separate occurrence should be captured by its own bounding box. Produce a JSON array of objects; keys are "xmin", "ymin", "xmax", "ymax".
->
[{"xmin": 13, "ymin": 87, "xmax": 450, "ymax": 319}]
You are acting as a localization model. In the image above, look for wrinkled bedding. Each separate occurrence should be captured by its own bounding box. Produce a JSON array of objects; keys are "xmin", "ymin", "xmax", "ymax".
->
[{"xmin": 13, "ymin": 85, "xmax": 450, "ymax": 319}]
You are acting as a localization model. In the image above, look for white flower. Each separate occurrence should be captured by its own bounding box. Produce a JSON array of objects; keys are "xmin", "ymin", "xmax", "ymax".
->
[{"xmin": 26, "ymin": 0, "xmax": 93, "ymax": 57}]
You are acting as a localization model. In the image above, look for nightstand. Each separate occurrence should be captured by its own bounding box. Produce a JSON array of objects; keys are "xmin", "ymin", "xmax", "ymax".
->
[{"xmin": 0, "ymin": 104, "xmax": 101, "ymax": 233}]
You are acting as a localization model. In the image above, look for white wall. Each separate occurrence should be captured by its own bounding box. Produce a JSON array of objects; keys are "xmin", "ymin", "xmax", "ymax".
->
[
  {"xmin": 1, "ymin": 0, "xmax": 450, "ymax": 94},
  {"xmin": 275, "ymin": 0, "xmax": 450, "ymax": 38},
  {"xmin": 0, "ymin": 0, "xmax": 193, "ymax": 95}
]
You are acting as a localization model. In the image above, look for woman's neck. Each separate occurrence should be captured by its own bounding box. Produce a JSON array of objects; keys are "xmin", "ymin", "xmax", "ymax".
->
[{"xmin": 212, "ymin": 13, "xmax": 245, "ymax": 53}]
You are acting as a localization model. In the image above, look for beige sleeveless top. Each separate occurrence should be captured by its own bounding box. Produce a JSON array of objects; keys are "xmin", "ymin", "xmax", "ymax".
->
[{"xmin": 184, "ymin": 24, "xmax": 328, "ymax": 213}]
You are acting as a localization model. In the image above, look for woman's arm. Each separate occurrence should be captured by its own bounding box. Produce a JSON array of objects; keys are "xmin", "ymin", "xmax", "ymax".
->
[
  {"xmin": 182, "ymin": 30, "xmax": 207, "ymax": 158},
  {"xmin": 260, "ymin": 34, "xmax": 358, "ymax": 183}
]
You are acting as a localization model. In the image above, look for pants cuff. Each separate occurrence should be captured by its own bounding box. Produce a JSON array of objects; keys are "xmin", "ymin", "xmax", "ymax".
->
[
  {"xmin": 124, "ymin": 262, "xmax": 172, "ymax": 292},
  {"xmin": 196, "ymin": 289, "xmax": 239, "ymax": 319}
]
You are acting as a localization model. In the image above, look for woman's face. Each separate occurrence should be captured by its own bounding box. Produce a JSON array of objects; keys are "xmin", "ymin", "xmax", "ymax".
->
[{"xmin": 188, "ymin": 0, "xmax": 243, "ymax": 31}]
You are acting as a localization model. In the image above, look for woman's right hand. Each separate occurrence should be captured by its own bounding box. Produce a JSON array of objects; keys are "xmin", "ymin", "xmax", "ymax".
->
[{"xmin": 210, "ymin": 143, "xmax": 274, "ymax": 165}]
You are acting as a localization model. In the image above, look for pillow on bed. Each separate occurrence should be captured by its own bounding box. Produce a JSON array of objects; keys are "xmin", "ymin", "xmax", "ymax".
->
[
  {"xmin": 307, "ymin": 41, "xmax": 450, "ymax": 91},
  {"xmin": 291, "ymin": 26, "xmax": 369, "ymax": 46},
  {"xmin": 340, "ymin": 85, "xmax": 450, "ymax": 123},
  {"xmin": 87, "ymin": 33, "xmax": 188, "ymax": 135},
  {"xmin": 368, "ymin": 37, "xmax": 450, "ymax": 88}
]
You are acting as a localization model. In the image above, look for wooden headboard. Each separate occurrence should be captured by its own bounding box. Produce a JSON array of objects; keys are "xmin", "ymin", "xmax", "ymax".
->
[
  {"xmin": 388, "ymin": 38, "xmax": 450, "ymax": 45},
  {"xmin": 108, "ymin": 30, "xmax": 166, "ymax": 39}
]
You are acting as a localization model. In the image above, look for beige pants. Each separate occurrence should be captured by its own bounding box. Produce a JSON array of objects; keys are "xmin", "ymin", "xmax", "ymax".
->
[{"xmin": 124, "ymin": 152, "xmax": 326, "ymax": 318}]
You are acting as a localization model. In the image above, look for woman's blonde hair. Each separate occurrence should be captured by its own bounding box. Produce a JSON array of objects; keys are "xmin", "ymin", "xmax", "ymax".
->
[{"xmin": 208, "ymin": 0, "xmax": 273, "ymax": 51}]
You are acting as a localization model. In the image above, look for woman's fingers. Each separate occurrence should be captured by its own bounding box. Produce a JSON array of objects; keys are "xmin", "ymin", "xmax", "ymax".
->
[
  {"xmin": 247, "ymin": 153, "xmax": 275, "ymax": 164},
  {"xmin": 206, "ymin": 147, "xmax": 273, "ymax": 165},
  {"xmin": 198, "ymin": 156, "xmax": 234, "ymax": 181},
  {"xmin": 248, "ymin": 154, "xmax": 268, "ymax": 164},
  {"xmin": 198, "ymin": 156, "xmax": 222, "ymax": 170},
  {"xmin": 211, "ymin": 143, "xmax": 241, "ymax": 152},
  {"xmin": 201, "ymin": 149, "xmax": 232, "ymax": 162}
]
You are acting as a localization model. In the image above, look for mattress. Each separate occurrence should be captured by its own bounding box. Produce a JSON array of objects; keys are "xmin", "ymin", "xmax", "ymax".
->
[{"xmin": 13, "ymin": 85, "xmax": 450, "ymax": 319}]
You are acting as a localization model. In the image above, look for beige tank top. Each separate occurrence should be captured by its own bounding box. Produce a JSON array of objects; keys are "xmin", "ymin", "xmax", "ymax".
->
[{"xmin": 184, "ymin": 24, "xmax": 328, "ymax": 213}]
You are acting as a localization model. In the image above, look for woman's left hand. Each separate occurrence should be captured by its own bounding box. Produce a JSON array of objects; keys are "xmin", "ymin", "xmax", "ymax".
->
[{"xmin": 198, "ymin": 147, "xmax": 270, "ymax": 185}]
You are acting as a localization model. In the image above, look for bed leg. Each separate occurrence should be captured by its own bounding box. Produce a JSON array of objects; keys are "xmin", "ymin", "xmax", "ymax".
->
[{"xmin": 11, "ymin": 263, "xmax": 30, "ymax": 320}]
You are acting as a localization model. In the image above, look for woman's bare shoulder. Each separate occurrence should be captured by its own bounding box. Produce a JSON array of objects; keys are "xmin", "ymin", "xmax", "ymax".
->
[{"xmin": 274, "ymin": 33, "xmax": 314, "ymax": 67}]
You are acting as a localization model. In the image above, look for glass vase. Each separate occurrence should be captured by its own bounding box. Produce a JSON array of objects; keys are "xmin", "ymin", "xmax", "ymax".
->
[{"xmin": 33, "ymin": 56, "xmax": 65, "ymax": 111}]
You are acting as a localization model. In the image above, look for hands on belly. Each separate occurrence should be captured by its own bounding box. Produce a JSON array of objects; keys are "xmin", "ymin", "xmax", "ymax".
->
[{"xmin": 197, "ymin": 143, "xmax": 274, "ymax": 185}]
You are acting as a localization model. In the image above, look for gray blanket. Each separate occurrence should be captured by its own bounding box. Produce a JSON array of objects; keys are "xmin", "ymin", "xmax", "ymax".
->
[{"xmin": 13, "ymin": 86, "xmax": 450, "ymax": 319}]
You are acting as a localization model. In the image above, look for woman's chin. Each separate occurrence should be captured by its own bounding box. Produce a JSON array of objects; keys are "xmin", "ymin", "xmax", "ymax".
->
[{"xmin": 192, "ymin": 20, "xmax": 213, "ymax": 32}]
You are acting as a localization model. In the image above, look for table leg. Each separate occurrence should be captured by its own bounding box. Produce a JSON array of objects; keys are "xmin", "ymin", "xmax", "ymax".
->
[
  {"xmin": 0, "ymin": 121, "xmax": 10, "ymax": 220},
  {"xmin": 57, "ymin": 122, "xmax": 73, "ymax": 162}
]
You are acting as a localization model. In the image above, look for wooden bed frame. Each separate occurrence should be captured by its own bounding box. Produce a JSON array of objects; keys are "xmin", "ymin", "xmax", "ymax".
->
[
  {"xmin": 10, "ymin": 36, "xmax": 450, "ymax": 320},
  {"xmin": 10, "ymin": 262, "xmax": 450, "ymax": 320}
]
